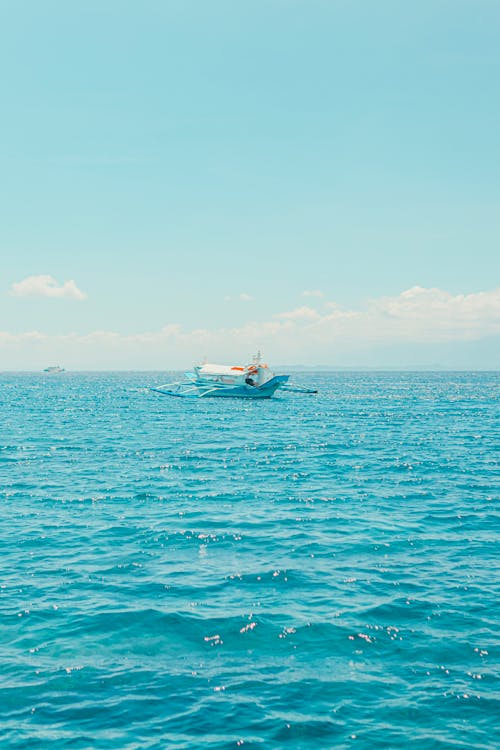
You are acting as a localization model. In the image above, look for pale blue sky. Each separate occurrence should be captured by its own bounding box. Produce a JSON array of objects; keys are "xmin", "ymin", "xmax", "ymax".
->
[{"xmin": 1, "ymin": 0, "xmax": 499, "ymax": 368}]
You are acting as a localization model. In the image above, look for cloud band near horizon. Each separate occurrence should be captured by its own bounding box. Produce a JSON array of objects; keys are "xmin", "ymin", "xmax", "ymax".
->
[{"xmin": 1, "ymin": 286, "xmax": 499, "ymax": 369}]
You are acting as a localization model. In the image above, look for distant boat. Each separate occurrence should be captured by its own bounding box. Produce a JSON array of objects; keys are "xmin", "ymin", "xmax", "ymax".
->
[
  {"xmin": 43, "ymin": 366, "xmax": 65, "ymax": 374},
  {"xmin": 151, "ymin": 352, "xmax": 317, "ymax": 399}
]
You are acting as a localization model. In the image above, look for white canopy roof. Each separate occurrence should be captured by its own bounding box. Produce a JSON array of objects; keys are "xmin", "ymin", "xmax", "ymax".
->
[{"xmin": 196, "ymin": 364, "xmax": 248, "ymax": 376}]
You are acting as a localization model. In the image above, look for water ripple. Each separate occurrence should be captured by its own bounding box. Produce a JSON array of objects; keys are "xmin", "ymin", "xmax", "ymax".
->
[{"xmin": 0, "ymin": 371, "xmax": 499, "ymax": 749}]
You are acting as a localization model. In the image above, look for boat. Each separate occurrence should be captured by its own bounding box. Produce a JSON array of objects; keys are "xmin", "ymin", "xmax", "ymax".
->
[
  {"xmin": 43, "ymin": 366, "xmax": 65, "ymax": 374},
  {"xmin": 150, "ymin": 352, "xmax": 316, "ymax": 399}
]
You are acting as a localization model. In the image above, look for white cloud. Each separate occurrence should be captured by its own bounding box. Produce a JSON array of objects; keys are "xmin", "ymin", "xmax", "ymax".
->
[
  {"xmin": 275, "ymin": 306, "xmax": 321, "ymax": 321},
  {"xmin": 365, "ymin": 286, "xmax": 500, "ymax": 340},
  {"xmin": 302, "ymin": 289, "xmax": 324, "ymax": 298},
  {"xmin": 10, "ymin": 275, "xmax": 87, "ymax": 300}
]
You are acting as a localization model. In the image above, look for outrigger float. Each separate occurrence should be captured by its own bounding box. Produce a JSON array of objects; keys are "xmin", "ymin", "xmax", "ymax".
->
[{"xmin": 150, "ymin": 352, "xmax": 317, "ymax": 399}]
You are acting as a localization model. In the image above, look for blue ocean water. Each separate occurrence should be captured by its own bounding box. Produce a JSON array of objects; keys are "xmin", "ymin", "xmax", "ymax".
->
[{"xmin": 1, "ymin": 371, "xmax": 499, "ymax": 749}]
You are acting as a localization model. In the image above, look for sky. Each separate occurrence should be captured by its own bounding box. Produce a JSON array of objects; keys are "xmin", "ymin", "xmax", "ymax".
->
[{"xmin": 1, "ymin": 0, "xmax": 499, "ymax": 370}]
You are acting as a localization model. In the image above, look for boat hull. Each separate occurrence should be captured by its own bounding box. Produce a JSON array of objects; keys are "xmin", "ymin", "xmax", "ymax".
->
[
  {"xmin": 199, "ymin": 375, "xmax": 288, "ymax": 398},
  {"xmin": 151, "ymin": 375, "xmax": 289, "ymax": 399}
]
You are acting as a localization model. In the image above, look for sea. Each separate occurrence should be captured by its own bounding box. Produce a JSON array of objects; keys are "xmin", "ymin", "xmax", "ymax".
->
[{"xmin": 1, "ymin": 371, "xmax": 498, "ymax": 749}]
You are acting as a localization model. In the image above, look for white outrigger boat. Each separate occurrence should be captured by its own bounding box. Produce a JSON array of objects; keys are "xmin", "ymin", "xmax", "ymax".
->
[{"xmin": 150, "ymin": 352, "xmax": 316, "ymax": 399}]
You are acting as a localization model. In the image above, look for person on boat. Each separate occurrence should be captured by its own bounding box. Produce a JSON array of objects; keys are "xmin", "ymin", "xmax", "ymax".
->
[{"xmin": 245, "ymin": 375, "xmax": 256, "ymax": 387}]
